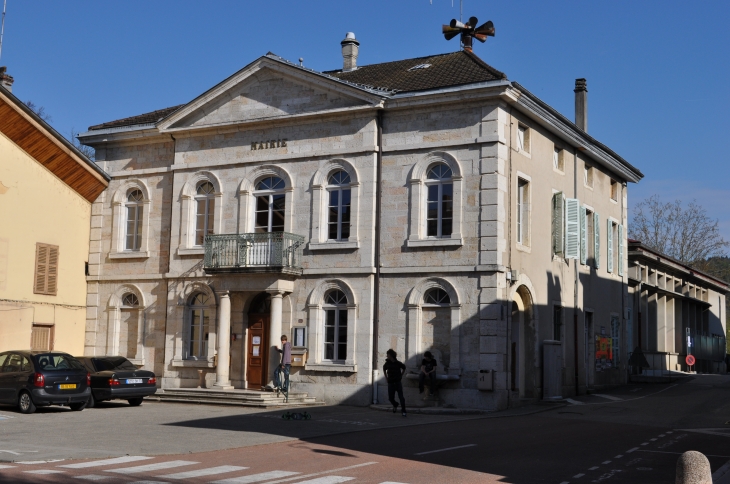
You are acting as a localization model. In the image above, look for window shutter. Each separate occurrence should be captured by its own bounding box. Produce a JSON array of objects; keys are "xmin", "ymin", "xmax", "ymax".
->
[
  {"xmin": 594, "ymin": 213, "xmax": 601, "ymax": 269},
  {"xmin": 564, "ymin": 198, "xmax": 580, "ymax": 260},
  {"xmin": 34, "ymin": 244, "xmax": 49, "ymax": 294},
  {"xmin": 618, "ymin": 224, "xmax": 624, "ymax": 276},
  {"xmin": 607, "ymin": 219, "xmax": 614, "ymax": 273},
  {"xmin": 47, "ymin": 246, "xmax": 59, "ymax": 295},
  {"xmin": 579, "ymin": 206, "xmax": 587, "ymax": 265},
  {"xmin": 552, "ymin": 192, "xmax": 564, "ymax": 256}
]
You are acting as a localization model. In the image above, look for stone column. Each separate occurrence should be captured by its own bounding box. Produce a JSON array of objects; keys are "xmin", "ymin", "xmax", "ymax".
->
[
  {"xmin": 268, "ymin": 291, "xmax": 284, "ymax": 386},
  {"xmin": 213, "ymin": 291, "xmax": 233, "ymax": 390}
]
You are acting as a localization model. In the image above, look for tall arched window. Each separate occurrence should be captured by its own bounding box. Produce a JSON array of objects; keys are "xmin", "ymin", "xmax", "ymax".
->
[
  {"xmin": 195, "ymin": 181, "xmax": 216, "ymax": 246},
  {"xmin": 327, "ymin": 171, "xmax": 351, "ymax": 241},
  {"xmin": 254, "ymin": 176, "xmax": 286, "ymax": 233},
  {"xmin": 125, "ymin": 189, "xmax": 144, "ymax": 250},
  {"xmin": 425, "ymin": 164, "xmax": 453, "ymax": 238},
  {"xmin": 323, "ymin": 289, "xmax": 348, "ymax": 361},
  {"xmin": 187, "ymin": 293, "xmax": 211, "ymax": 358}
]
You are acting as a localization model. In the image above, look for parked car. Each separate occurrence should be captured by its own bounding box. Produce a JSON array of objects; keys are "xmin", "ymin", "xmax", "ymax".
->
[
  {"xmin": 0, "ymin": 351, "xmax": 91, "ymax": 414},
  {"xmin": 75, "ymin": 356, "xmax": 156, "ymax": 407}
]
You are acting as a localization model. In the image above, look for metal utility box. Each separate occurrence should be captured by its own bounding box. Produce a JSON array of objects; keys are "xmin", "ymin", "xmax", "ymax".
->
[
  {"xmin": 542, "ymin": 340, "xmax": 562, "ymax": 400},
  {"xmin": 477, "ymin": 369, "xmax": 493, "ymax": 391},
  {"xmin": 290, "ymin": 349, "xmax": 307, "ymax": 367}
]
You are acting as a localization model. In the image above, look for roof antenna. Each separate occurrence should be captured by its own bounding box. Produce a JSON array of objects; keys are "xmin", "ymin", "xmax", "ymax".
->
[
  {"xmin": 299, "ymin": 57, "xmax": 303, "ymax": 67},
  {"xmin": 0, "ymin": 0, "xmax": 7, "ymax": 62}
]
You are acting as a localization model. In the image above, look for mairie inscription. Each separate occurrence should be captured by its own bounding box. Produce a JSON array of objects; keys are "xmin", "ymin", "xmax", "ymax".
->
[{"xmin": 251, "ymin": 139, "xmax": 287, "ymax": 150}]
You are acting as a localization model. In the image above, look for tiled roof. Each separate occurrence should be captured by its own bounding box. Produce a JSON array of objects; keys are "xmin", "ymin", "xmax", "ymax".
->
[
  {"xmin": 324, "ymin": 50, "xmax": 506, "ymax": 93},
  {"xmin": 88, "ymin": 105, "xmax": 184, "ymax": 131}
]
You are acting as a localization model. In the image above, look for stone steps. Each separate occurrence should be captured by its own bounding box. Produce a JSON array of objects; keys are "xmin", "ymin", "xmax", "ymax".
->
[{"xmin": 145, "ymin": 388, "xmax": 322, "ymax": 408}]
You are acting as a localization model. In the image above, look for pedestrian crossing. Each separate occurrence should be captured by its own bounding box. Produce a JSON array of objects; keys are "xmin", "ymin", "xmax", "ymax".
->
[{"xmin": 0, "ymin": 455, "xmax": 410, "ymax": 483}]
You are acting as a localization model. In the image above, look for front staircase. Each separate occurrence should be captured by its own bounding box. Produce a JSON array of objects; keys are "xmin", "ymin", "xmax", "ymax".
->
[{"xmin": 145, "ymin": 387, "xmax": 321, "ymax": 408}]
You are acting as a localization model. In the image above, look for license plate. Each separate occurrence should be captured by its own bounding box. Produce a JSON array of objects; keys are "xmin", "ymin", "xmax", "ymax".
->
[
  {"xmin": 126, "ymin": 379, "xmax": 143, "ymax": 384},
  {"xmin": 58, "ymin": 384, "xmax": 77, "ymax": 390}
]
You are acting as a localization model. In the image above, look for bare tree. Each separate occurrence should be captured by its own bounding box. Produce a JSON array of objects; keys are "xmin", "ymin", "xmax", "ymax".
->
[
  {"xmin": 24, "ymin": 100, "xmax": 52, "ymax": 123},
  {"xmin": 70, "ymin": 128, "xmax": 95, "ymax": 161},
  {"xmin": 630, "ymin": 195, "xmax": 729, "ymax": 271}
]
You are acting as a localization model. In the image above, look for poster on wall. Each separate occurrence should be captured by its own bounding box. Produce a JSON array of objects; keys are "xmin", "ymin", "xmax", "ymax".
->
[{"xmin": 595, "ymin": 334, "xmax": 613, "ymax": 371}]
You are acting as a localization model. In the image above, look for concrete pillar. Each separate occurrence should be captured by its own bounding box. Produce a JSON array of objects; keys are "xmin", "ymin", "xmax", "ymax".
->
[
  {"xmin": 268, "ymin": 291, "xmax": 284, "ymax": 385},
  {"xmin": 213, "ymin": 291, "xmax": 233, "ymax": 390}
]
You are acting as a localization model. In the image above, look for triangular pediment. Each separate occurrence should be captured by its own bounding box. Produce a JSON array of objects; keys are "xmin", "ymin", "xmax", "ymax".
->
[{"xmin": 160, "ymin": 56, "xmax": 383, "ymax": 130}]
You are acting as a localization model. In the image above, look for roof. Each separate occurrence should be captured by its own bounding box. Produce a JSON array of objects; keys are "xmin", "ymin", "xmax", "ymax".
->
[
  {"xmin": 324, "ymin": 50, "xmax": 506, "ymax": 93},
  {"xmin": 0, "ymin": 85, "xmax": 110, "ymax": 202},
  {"xmin": 88, "ymin": 104, "xmax": 184, "ymax": 131}
]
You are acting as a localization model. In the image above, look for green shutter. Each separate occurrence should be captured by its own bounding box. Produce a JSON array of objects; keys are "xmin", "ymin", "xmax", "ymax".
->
[
  {"xmin": 579, "ymin": 206, "xmax": 587, "ymax": 265},
  {"xmin": 552, "ymin": 192, "xmax": 564, "ymax": 256},
  {"xmin": 565, "ymin": 198, "xmax": 580, "ymax": 260},
  {"xmin": 607, "ymin": 219, "xmax": 614, "ymax": 273},
  {"xmin": 618, "ymin": 224, "xmax": 624, "ymax": 276},
  {"xmin": 594, "ymin": 213, "xmax": 600, "ymax": 269}
]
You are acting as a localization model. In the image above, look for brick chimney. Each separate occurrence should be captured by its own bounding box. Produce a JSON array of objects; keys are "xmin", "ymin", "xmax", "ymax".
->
[
  {"xmin": 341, "ymin": 32, "xmax": 359, "ymax": 72},
  {"xmin": 0, "ymin": 66, "xmax": 13, "ymax": 92},
  {"xmin": 574, "ymin": 78, "xmax": 587, "ymax": 132}
]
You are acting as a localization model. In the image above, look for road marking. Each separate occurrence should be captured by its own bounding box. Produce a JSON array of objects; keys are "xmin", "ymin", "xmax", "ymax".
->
[
  {"xmin": 712, "ymin": 459, "xmax": 730, "ymax": 481},
  {"xmin": 24, "ymin": 469, "xmax": 66, "ymax": 474},
  {"xmin": 129, "ymin": 481, "xmax": 170, "ymax": 484},
  {"xmin": 0, "ymin": 450, "xmax": 38, "ymax": 456},
  {"xmin": 649, "ymin": 438, "xmax": 657, "ymax": 441},
  {"xmin": 61, "ymin": 456, "xmax": 153, "ymax": 469},
  {"xmin": 658, "ymin": 434, "xmax": 665, "ymax": 437},
  {"xmin": 602, "ymin": 461, "xmax": 611, "ymax": 465},
  {"xmin": 593, "ymin": 394, "xmax": 623, "ymax": 401},
  {"xmin": 212, "ymin": 471, "xmax": 300, "ymax": 484},
  {"xmin": 614, "ymin": 455, "xmax": 623, "ymax": 459},
  {"xmin": 74, "ymin": 476, "xmax": 113, "ymax": 481},
  {"xmin": 638, "ymin": 450, "xmax": 730, "ymax": 458},
  {"xmin": 559, "ymin": 481, "xmax": 569, "ymax": 484},
  {"xmin": 262, "ymin": 463, "xmax": 377, "ymax": 484},
  {"xmin": 573, "ymin": 474, "xmax": 585, "ymax": 478},
  {"xmin": 676, "ymin": 428, "xmax": 730, "ymax": 438},
  {"xmin": 565, "ymin": 399, "xmax": 585, "ymax": 405},
  {"xmin": 666, "ymin": 431, "xmax": 673, "ymax": 434},
  {"xmin": 588, "ymin": 467, "xmax": 599, "ymax": 470},
  {"xmin": 106, "ymin": 460, "xmax": 198, "ymax": 474},
  {"xmin": 626, "ymin": 447, "xmax": 639, "ymax": 453},
  {"xmin": 290, "ymin": 478, "xmax": 354, "ymax": 484},
  {"xmin": 162, "ymin": 466, "xmax": 248, "ymax": 480},
  {"xmin": 379, "ymin": 482, "xmax": 410, "ymax": 484},
  {"xmin": 415, "ymin": 444, "xmax": 476, "ymax": 455},
  {"xmin": 640, "ymin": 443, "xmax": 649, "ymax": 446},
  {"xmin": 0, "ymin": 465, "xmax": 15, "ymax": 469}
]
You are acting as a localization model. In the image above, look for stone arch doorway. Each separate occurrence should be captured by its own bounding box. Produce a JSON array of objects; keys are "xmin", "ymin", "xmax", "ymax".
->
[
  {"xmin": 511, "ymin": 285, "xmax": 537, "ymax": 399},
  {"xmin": 246, "ymin": 292, "xmax": 271, "ymax": 388}
]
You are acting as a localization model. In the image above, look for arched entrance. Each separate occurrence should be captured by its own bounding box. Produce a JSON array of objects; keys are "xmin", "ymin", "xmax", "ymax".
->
[
  {"xmin": 511, "ymin": 285, "xmax": 537, "ymax": 399},
  {"xmin": 246, "ymin": 293, "xmax": 271, "ymax": 388}
]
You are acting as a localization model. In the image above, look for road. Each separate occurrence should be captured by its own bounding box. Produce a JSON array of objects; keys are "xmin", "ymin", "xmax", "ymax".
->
[{"xmin": 0, "ymin": 374, "xmax": 728, "ymax": 484}]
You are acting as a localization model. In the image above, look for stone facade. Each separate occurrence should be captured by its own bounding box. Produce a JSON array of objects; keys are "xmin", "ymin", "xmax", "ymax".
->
[{"xmin": 80, "ymin": 51, "xmax": 643, "ymax": 409}]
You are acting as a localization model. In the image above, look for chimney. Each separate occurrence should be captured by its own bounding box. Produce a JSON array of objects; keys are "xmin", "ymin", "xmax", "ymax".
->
[
  {"xmin": 0, "ymin": 66, "xmax": 13, "ymax": 92},
  {"xmin": 574, "ymin": 78, "xmax": 587, "ymax": 131},
  {"xmin": 341, "ymin": 32, "xmax": 359, "ymax": 72}
]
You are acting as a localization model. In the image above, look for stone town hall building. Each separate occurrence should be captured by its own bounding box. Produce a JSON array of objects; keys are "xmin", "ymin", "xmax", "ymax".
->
[{"xmin": 79, "ymin": 34, "xmax": 643, "ymax": 410}]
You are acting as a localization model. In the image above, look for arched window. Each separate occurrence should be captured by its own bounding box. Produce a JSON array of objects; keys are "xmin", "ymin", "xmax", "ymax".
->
[
  {"xmin": 425, "ymin": 164, "xmax": 453, "ymax": 238},
  {"xmin": 254, "ymin": 176, "xmax": 286, "ymax": 233},
  {"xmin": 187, "ymin": 293, "xmax": 211, "ymax": 358},
  {"xmin": 327, "ymin": 171, "xmax": 351, "ymax": 241},
  {"xmin": 323, "ymin": 289, "xmax": 348, "ymax": 361},
  {"xmin": 424, "ymin": 288, "xmax": 450, "ymax": 306},
  {"xmin": 125, "ymin": 189, "xmax": 144, "ymax": 250},
  {"xmin": 195, "ymin": 181, "xmax": 216, "ymax": 246},
  {"xmin": 121, "ymin": 293, "xmax": 139, "ymax": 308}
]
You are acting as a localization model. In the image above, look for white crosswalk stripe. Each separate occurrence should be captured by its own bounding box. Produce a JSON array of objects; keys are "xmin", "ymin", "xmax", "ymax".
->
[
  {"xmin": 129, "ymin": 481, "xmax": 170, "ymax": 484},
  {"xmin": 60, "ymin": 456, "xmax": 154, "ymax": 469},
  {"xmin": 161, "ymin": 465, "xmax": 248, "ymax": 479},
  {"xmin": 0, "ymin": 465, "xmax": 15, "ymax": 469},
  {"xmin": 212, "ymin": 470, "xmax": 300, "ymax": 484},
  {"xmin": 24, "ymin": 469, "xmax": 66, "ymax": 474},
  {"xmin": 593, "ymin": 394, "xmax": 623, "ymax": 401},
  {"xmin": 106, "ymin": 460, "xmax": 198, "ymax": 474},
  {"xmin": 379, "ymin": 482, "xmax": 410, "ymax": 483},
  {"xmin": 291, "ymin": 478, "xmax": 354, "ymax": 484},
  {"xmin": 74, "ymin": 476, "xmax": 113, "ymax": 481}
]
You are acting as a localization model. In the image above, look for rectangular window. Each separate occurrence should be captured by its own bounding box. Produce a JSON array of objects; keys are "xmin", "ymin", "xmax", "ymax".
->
[
  {"xmin": 610, "ymin": 179, "xmax": 618, "ymax": 201},
  {"xmin": 607, "ymin": 220, "xmax": 615, "ymax": 273},
  {"xmin": 31, "ymin": 324, "xmax": 54, "ymax": 351},
  {"xmin": 553, "ymin": 147, "xmax": 564, "ymax": 172},
  {"xmin": 33, "ymin": 243, "xmax": 59, "ymax": 296},
  {"xmin": 328, "ymin": 188, "xmax": 351, "ymax": 241},
  {"xmin": 426, "ymin": 182, "xmax": 453, "ymax": 237},
  {"xmin": 586, "ymin": 210, "xmax": 595, "ymax": 263},
  {"xmin": 565, "ymin": 198, "xmax": 580, "ymax": 260},
  {"xmin": 552, "ymin": 192, "xmax": 564, "ymax": 256},
  {"xmin": 579, "ymin": 206, "xmax": 587, "ymax": 265},
  {"xmin": 324, "ymin": 308, "xmax": 347, "ymax": 361},
  {"xmin": 517, "ymin": 178, "xmax": 530, "ymax": 246},
  {"xmin": 553, "ymin": 305, "xmax": 563, "ymax": 341},
  {"xmin": 125, "ymin": 204, "xmax": 143, "ymax": 250},
  {"xmin": 195, "ymin": 198, "xmax": 215, "ymax": 246},
  {"xmin": 293, "ymin": 327, "xmax": 307, "ymax": 347},
  {"xmin": 611, "ymin": 315, "xmax": 620, "ymax": 367},
  {"xmin": 594, "ymin": 212, "xmax": 601, "ymax": 269},
  {"xmin": 517, "ymin": 125, "xmax": 530, "ymax": 153},
  {"xmin": 584, "ymin": 165, "xmax": 594, "ymax": 188}
]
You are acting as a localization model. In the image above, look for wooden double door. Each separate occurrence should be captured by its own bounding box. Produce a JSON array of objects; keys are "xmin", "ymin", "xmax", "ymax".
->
[{"xmin": 246, "ymin": 314, "xmax": 269, "ymax": 388}]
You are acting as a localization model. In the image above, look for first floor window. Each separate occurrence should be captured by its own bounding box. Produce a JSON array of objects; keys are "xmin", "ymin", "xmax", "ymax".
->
[
  {"xmin": 517, "ymin": 178, "xmax": 530, "ymax": 245},
  {"xmin": 195, "ymin": 181, "xmax": 216, "ymax": 246},
  {"xmin": 327, "ymin": 170, "xmax": 351, "ymax": 241},
  {"xmin": 125, "ymin": 189, "xmax": 144, "ymax": 250},
  {"xmin": 426, "ymin": 164, "xmax": 453, "ymax": 237},
  {"xmin": 187, "ymin": 293, "xmax": 210, "ymax": 358},
  {"xmin": 255, "ymin": 177, "xmax": 286, "ymax": 233},
  {"xmin": 323, "ymin": 290, "xmax": 348, "ymax": 361}
]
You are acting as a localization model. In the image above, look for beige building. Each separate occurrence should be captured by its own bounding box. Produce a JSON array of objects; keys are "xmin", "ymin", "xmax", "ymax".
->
[
  {"xmin": 0, "ymin": 81, "xmax": 110, "ymax": 354},
  {"xmin": 78, "ymin": 36, "xmax": 642, "ymax": 409}
]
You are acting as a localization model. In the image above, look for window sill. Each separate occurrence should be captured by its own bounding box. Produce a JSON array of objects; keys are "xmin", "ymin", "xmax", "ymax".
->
[
  {"xmin": 406, "ymin": 237, "xmax": 462, "ymax": 248},
  {"xmin": 308, "ymin": 241, "xmax": 359, "ymax": 251},
  {"xmin": 177, "ymin": 247, "xmax": 205, "ymax": 256},
  {"xmin": 171, "ymin": 359, "xmax": 215, "ymax": 368},
  {"xmin": 109, "ymin": 251, "xmax": 150, "ymax": 260},
  {"xmin": 304, "ymin": 363, "xmax": 357, "ymax": 373},
  {"xmin": 516, "ymin": 243, "xmax": 531, "ymax": 254}
]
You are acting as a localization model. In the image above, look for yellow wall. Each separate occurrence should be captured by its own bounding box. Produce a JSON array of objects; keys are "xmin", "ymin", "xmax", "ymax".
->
[{"xmin": 0, "ymin": 132, "xmax": 91, "ymax": 355}]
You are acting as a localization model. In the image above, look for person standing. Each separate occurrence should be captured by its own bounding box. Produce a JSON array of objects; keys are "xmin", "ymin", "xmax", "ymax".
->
[
  {"xmin": 275, "ymin": 334, "xmax": 292, "ymax": 392},
  {"xmin": 383, "ymin": 349, "xmax": 407, "ymax": 417},
  {"xmin": 419, "ymin": 351, "xmax": 437, "ymax": 396}
]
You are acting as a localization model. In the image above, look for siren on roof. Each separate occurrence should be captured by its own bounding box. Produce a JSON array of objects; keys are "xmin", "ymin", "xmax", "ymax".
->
[{"xmin": 442, "ymin": 16, "xmax": 495, "ymax": 52}]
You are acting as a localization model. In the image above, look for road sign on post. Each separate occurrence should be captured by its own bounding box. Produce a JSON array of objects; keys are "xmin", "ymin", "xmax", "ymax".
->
[{"xmin": 686, "ymin": 354, "xmax": 696, "ymax": 366}]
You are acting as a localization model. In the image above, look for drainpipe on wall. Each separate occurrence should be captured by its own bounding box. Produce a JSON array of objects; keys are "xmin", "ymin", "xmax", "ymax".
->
[
  {"xmin": 162, "ymin": 133, "xmax": 176, "ymax": 390},
  {"xmin": 372, "ymin": 110, "xmax": 383, "ymax": 404}
]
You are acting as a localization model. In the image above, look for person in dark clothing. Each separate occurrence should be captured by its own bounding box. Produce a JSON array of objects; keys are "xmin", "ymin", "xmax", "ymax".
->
[
  {"xmin": 383, "ymin": 349, "xmax": 407, "ymax": 417},
  {"xmin": 419, "ymin": 351, "xmax": 437, "ymax": 395}
]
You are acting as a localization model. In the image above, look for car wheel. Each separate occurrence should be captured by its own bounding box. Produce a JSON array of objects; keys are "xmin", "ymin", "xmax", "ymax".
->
[
  {"xmin": 69, "ymin": 401, "xmax": 86, "ymax": 411},
  {"xmin": 86, "ymin": 393, "xmax": 96, "ymax": 408},
  {"xmin": 127, "ymin": 397, "xmax": 143, "ymax": 406},
  {"xmin": 18, "ymin": 391, "xmax": 36, "ymax": 414}
]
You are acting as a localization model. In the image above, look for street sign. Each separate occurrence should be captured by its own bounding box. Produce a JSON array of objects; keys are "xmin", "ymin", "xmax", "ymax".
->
[{"xmin": 686, "ymin": 354, "xmax": 696, "ymax": 366}]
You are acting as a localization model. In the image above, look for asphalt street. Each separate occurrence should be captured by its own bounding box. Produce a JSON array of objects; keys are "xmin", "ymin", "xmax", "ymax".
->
[{"xmin": 0, "ymin": 374, "xmax": 728, "ymax": 484}]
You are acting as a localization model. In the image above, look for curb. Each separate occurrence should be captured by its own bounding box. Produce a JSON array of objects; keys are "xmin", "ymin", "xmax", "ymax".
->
[{"xmin": 369, "ymin": 404, "xmax": 488, "ymax": 415}]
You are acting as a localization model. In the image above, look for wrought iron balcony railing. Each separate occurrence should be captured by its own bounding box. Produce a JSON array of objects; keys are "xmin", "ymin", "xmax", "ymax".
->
[{"xmin": 203, "ymin": 232, "xmax": 304, "ymax": 275}]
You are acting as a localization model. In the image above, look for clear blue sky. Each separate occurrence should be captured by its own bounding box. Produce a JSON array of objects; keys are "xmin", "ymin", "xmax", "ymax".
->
[{"xmin": 3, "ymin": 1, "xmax": 729, "ymax": 240}]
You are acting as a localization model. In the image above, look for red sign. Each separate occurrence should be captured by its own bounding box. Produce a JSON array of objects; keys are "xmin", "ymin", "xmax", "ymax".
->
[{"xmin": 686, "ymin": 355, "xmax": 696, "ymax": 366}]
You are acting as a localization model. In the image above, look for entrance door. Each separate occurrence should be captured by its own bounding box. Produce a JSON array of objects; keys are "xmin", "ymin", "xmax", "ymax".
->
[{"xmin": 246, "ymin": 315, "xmax": 269, "ymax": 388}]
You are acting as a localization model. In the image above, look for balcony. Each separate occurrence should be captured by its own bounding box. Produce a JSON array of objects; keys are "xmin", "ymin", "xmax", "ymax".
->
[{"xmin": 203, "ymin": 232, "xmax": 305, "ymax": 275}]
